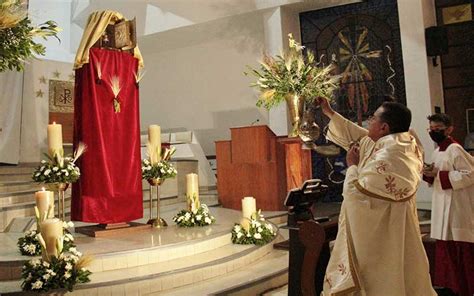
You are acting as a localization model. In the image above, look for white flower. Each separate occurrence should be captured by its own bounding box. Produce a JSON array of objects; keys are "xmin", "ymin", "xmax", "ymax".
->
[
  {"xmin": 64, "ymin": 233, "xmax": 74, "ymax": 242},
  {"xmin": 30, "ymin": 259, "xmax": 41, "ymax": 267},
  {"xmin": 40, "ymin": 166, "xmax": 45, "ymax": 171},
  {"xmin": 257, "ymin": 227, "xmax": 263, "ymax": 233},
  {"xmin": 184, "ymin": 213, "xmax": 191, "ymax": 220},
  {"xmin": 42, "ymin": 273, "xmax": 50, "ymax": 280},
  {"xmin": 196, "ymin": 215, "xmax": 202, "ymax": 221},
  {"xmin": 67, "ymin": 221, "xmax": 74, "ymax": 228},
  {"xmin": 53, "ymin": 167, "xmax": 59, "ymax": 172},
  {"xmin": 41, "ymin": 160, "xmax": 46, "ymax": 164},
  {"xmin": 42, "ymin": 261, "xmax": 50, "ymax": 267},
  {"xmin": 233, "ymin": 225, "xmax": 241, "ymax": 232},
  {"xmin": 254, "ymin": 233, "xmax": 262, "ymax": 239},
  {"xmin": 237, "ymin": 232, "xmax": 243, "ymax": 239},
  {"xmin": 26, "ymin": 244, "xmax": 36, "ymax": 254},
  {"xmin": 35, "ymin": 173, "xmax": 40, "ymax": 177},
  {"xmin": 64, "ymin": 272, "xmax": 71, "ymax": 279},
  {"xmin": 32, "ymin": 280, "xmax": 43, "ymax": 289},
  {"xmin": 65, "ymin": 263, "xmax": 73, "ymax": 270},
  {"xmin": 43, "ymin": 169, "xmax": 51, "ymax": 176},
  {"xmin": 204, "ymin": 217, "xmax": 212, "ymax": 224}
]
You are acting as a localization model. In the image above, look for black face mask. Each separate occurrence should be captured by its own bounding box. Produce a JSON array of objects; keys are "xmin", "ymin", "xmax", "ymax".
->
[{"xmin": 429, "ymin": 130, "xmax": 447, "ymax": 144}]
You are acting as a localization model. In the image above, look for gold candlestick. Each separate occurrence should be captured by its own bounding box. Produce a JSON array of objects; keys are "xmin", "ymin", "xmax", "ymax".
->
[
  {"xmin": 47, "ymin": 183, "xmax": 69, "ymax": 221},
  {"xmin": 147, "ymin": 178, "xmax": 167, "ymax": 228}
]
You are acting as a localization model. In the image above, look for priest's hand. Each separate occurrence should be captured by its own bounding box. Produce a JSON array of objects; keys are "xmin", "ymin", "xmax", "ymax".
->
[
  {"xmin": 423, "ymin": 165, "xmax": 438, "ymax": 178},
  {"xmin": 346, "ymin": 145, "xmax": 360, "ymax": 167},
  {"xmin": 317, "ymin": 97, "xmax": 335, "ymax": 118}
]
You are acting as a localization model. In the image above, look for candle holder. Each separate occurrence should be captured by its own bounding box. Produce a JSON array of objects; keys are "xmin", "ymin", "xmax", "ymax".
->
[
  {"xmin": 47, "ymin": 183, "xmax": 69, "ymax": 221},
  {"xmin": 147, "ymin": 178, "xmax": 167, "ymax": 228}
]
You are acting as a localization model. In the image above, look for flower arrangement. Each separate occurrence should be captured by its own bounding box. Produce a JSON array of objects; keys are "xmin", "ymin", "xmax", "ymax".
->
[
  {"xmin": 245, "ymin": 33, "xmax": 339, "ymax": 110},
  {"xmin": 231, "ymin": 211, "xmax": 276, "ymax": 245},
  {"xmin": 32, "ymin": 143, "xmax": 86, "ymax": 184},
  {"xmin": 142, "ymin": 147, "xmax": 177, "ymax": 181},
  {"xmin": 0, "ymin": 0, "xmax": 61, "ymax": 72},
  {"xmin": 18, "ymin": 221, "xmax": 76, "ymax": 257},
  {"xmin": 173, "ymin": 202, "xmax": 216, "ymax": 227},
  {"xmin": 21, "ymin": 247, "xmax": 92, "ymax": 293}
]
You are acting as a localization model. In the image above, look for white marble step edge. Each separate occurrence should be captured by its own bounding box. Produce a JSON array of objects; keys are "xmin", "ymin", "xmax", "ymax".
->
[
  {"xmin": 0, "ymin": 231, "xmax": 282, "ymax": 295},
  {"xmin": 148, "ymin": 248, "xmax": 289, "ymax": 296}
]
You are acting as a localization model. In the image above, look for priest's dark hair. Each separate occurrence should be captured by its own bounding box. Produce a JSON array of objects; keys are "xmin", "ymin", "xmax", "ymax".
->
[
  {"xmin": 379, "ymin": 102, "xmax": 412, "ymax": 134},
  {"xmin": 427, "ymin": 113, "xmax": 452, "ymax": 127}
]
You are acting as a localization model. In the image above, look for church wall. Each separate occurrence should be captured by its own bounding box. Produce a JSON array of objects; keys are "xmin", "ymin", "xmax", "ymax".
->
[
  {"xmin": 19, "ymin": 60, "xmax": 75, "ymax": 163},
  {"xmin": 138, "ymin": 11, "xmax": 269, "ymax": 156}
]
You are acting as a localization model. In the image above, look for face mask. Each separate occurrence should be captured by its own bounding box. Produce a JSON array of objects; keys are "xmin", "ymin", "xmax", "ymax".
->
[{"xmin": 429, "ymin": 130, "xmax": 447, "ymax": 144}]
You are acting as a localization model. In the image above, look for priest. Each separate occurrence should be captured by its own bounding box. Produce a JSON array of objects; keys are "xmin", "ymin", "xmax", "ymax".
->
[{"xmin": 318, "ymin": 98, "xmax": 436, "ymax": 295}]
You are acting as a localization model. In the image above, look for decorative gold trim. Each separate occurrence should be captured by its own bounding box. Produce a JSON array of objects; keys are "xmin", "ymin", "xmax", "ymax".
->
[{"xmin": 352, "ymin": 180, "xmax": 414, "ymax": 202}]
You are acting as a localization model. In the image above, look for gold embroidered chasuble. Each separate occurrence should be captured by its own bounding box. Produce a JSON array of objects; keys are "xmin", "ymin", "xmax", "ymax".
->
[{"xmin": 322, "ymin": 113, "xmax": 436, "ymax": 296}]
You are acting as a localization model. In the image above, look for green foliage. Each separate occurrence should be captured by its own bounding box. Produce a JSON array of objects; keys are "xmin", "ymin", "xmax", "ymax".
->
[
  {"xmin": 173, "ymin": 204, "xmax": 216, "ymax": 227},
  {"xmin": 18, "ymin": 228, "xmax": 76, "ymax": 257},
  {"xmin": 231, "ymin": 213, "xmax": 276, "ymax": 246},
  {"xmin": 141, "ymin": 158, "xmax": 177, "ymax": 180},
  {"xmin": 245, "ymin": 34, "xmax": 340, "ymax": 110},
  {"xmin": 21, "ymin": 248, "xmax": 91, "ymax": 293},
  {"xmin": 0, "ymin": 15, "xmax": 60, "ymax": 72},
  {"xmin": 32, "ymin": 155, "xmax": 80, "ymax": 184}
]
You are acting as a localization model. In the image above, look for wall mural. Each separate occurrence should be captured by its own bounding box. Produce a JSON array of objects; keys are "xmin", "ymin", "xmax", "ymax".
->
[{"xmin": 299, "ymin": 0, "xmax": 405, "ymax": 201}]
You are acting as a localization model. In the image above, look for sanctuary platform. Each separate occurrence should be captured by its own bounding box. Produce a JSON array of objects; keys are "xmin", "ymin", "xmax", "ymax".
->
[{"xmin": 0, "ymin": 204, "xmax": 289, "ymax": 296}]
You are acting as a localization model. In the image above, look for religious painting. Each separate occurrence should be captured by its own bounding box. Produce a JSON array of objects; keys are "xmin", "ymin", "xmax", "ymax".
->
[
  {"xmin": 299, "ymin": 0, "xmax": 405, "ymax": 201},
  {"xmin": 48, "ymin": 79, "xmax": 74, "ymax": 143}
]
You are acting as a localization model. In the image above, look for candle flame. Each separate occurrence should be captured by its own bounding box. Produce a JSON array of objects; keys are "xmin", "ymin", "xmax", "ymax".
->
[{"xmin": 42, "ymin": 187, "xmax": 45, "ymax": 191}]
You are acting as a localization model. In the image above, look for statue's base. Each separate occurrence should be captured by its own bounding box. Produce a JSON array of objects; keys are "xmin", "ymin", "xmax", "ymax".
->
[{"xmin": 75, "ymin": 222, "xmax": 150, "ymax": 237}]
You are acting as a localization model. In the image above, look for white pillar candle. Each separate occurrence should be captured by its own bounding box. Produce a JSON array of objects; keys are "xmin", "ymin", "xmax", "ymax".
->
[
  {"xmin": 40, "ymin": 218, "xmax": 63, "ymax": 257},
  {"xmin": 35, "ymin": 188, "xmax": 55, "ymax": 219},
  {"xmin": 148, "ymin": 125, "xmax": 161, "ymax": 164},
  {"xmin": 47, "ymin": 122, "xmax": 63, "ymax": 157},
  {"xmin": 242, "ymin": 196, "xmax": 257, "ymax": 220},
  {"xmin": 186, "ymin": 173, "xmax": 200, "ymax": 210}
]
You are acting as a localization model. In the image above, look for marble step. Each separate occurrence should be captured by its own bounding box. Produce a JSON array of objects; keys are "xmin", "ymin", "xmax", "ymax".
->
[
  {"xmin": 0, "ymin": 239, "xmax": 284, "ymax": 295},
  {"xmin": 1, "ymin": 193, "xmax": 219, "ymax": 233},
  {"xmin": 153, "ymin": 247, "xmax": 288, "ymax": 296},
  {"xmin": 0, "ymin": 208, "xmax": 283, "ymax": 295},
  {"xmin": 0, "ymin": 181, "xmax": 39, "ymax": 194},
  {"xmin": 0, "ymin": 173, "xmax": 34, "ymax": 182},
  {"xmin": 0, "ymin": 164, "xmax": 37, "ymax": 176}
]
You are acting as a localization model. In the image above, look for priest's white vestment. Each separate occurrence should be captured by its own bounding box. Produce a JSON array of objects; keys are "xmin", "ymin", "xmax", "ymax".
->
[{"xmin": 322, "ymin": 112, "xmax": 436, "ymax": 296}]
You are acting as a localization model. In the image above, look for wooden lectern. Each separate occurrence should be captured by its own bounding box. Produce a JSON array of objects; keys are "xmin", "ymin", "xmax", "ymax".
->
[{"xmin": 215, "ymin": 125, "xmax": 312, "ymax": 211}]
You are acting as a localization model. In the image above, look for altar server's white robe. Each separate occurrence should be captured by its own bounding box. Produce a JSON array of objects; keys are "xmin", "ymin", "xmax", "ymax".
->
[
  {"xmin": 322, "ymin": 113, "xmax": 436, "ymax": 296},
  {"xmin": 428, "ymin": 142, "xmax": 474, "ymax": 243}
]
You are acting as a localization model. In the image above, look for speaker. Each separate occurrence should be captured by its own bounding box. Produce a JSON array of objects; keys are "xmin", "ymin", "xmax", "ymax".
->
[{"xmin": 425, "ymin": 26, "xmax": 448, "ymax": 56}]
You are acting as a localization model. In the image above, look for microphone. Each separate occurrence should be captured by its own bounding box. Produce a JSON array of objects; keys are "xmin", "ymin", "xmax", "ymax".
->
[{"xmin": 250, "ymin": 119, "xmax": 260, "ymax": 126}]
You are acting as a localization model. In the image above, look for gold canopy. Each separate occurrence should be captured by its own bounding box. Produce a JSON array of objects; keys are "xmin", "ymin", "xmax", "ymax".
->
[{"xmin": 73, "ymin": 10, "xmax": 144, "ymax": 69}]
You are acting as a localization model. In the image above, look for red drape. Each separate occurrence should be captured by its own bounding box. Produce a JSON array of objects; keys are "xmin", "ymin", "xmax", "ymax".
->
[{"xmin": 72, "ymin": 48, "xmax": 143, "ymax": 223}]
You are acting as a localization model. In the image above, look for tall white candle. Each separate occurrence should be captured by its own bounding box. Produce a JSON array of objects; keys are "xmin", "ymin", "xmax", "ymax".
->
[
  {"xmin": 41, "ymin": 218, "xmax": 63, "ymax": 257},
  {"xmin": 35, "ymin": 188, "xmax": 55, "ymax": 219},
  {"xmin": 148, "ymin": 125, "xmax": 161, "ymax": 164},
  {"xmin": 186, "ymin": 173, "xmax": 199, "ymax": 200},
  {"xmin": 242, "ymin": 196, "xmax": 256, "ymax": 220},
  {"xmin": 47, "ymin": 122, "xmax": 63, "ymax": 157}
]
